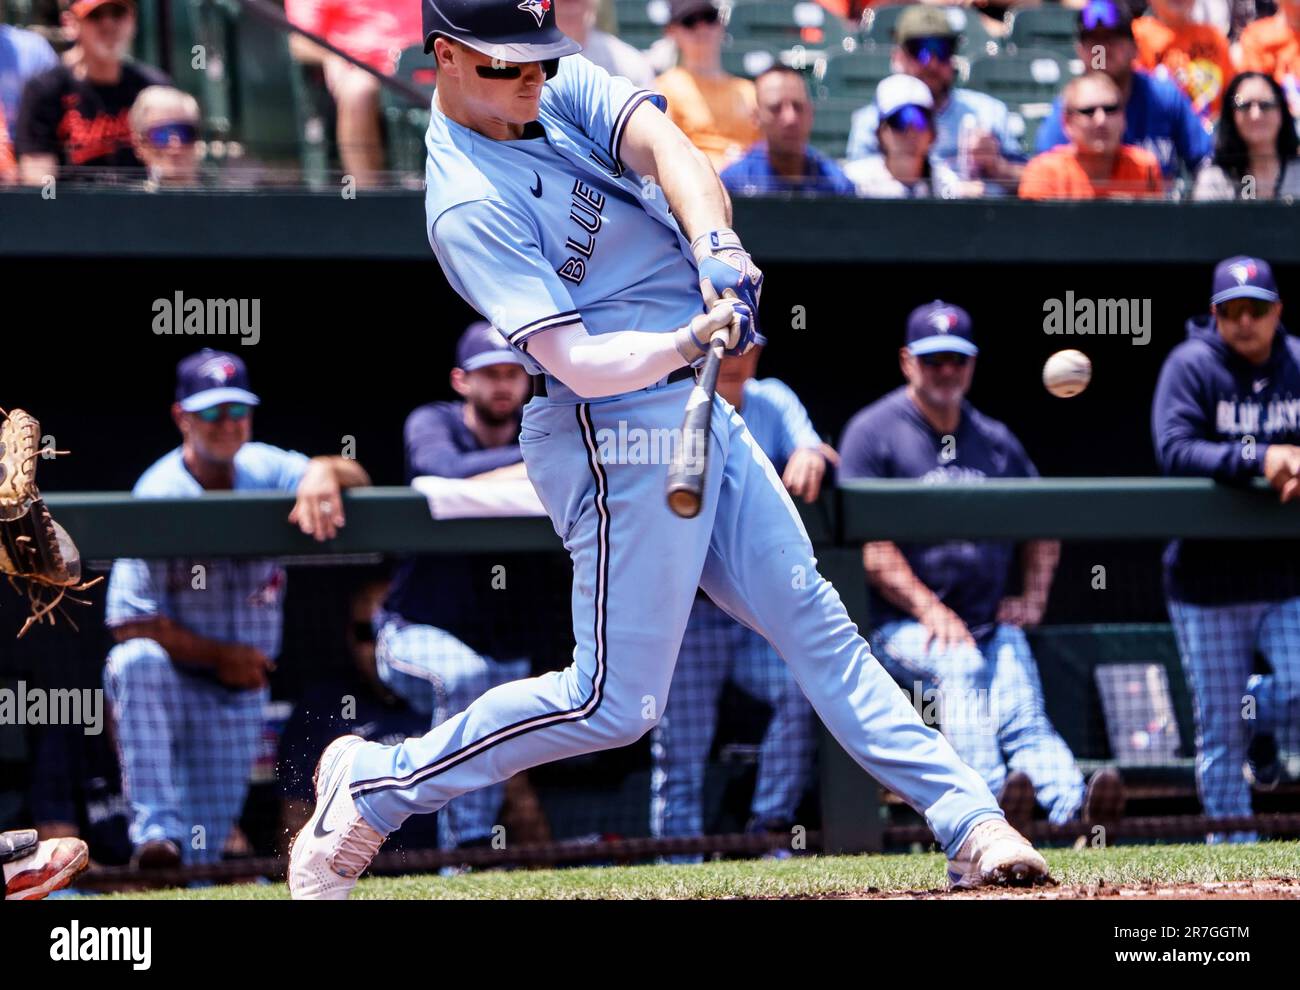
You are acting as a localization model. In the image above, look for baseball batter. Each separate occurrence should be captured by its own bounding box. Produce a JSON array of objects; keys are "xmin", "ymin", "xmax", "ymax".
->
[{"xmin": 289, "ymin": 0, "xmax": 1048, "ymax": 898}]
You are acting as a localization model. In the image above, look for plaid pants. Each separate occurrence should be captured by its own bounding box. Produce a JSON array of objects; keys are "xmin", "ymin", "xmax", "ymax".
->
[
  {"xmin": 1167, "ymin": 595, "xmax": 1300, "ymax": 842},
  {"xmin": 104, "ymin": 637, "xmax": 266, "ymax": 864},
  {"xmin": 374, "ymin": 616, "xmax": 530, "ymax": 850},
  {"xmin": 874, "ymin": 620, "xmax": 1086, "ymax": 824},
  {"xmin": 650, "ymin": 595, "xmax": 815, "ymax": 850}
]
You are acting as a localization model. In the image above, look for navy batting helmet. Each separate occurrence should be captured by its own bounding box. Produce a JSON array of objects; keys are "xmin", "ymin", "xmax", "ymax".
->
[{"xmin": 422, "ymin": 0, "xmax": 582, "ymax": 69}]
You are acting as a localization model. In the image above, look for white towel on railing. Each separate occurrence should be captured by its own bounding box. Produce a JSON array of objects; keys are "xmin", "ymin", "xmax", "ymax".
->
[{"xmin": 410, "ymin": 476, "xmax": 546, "ymax": 519}]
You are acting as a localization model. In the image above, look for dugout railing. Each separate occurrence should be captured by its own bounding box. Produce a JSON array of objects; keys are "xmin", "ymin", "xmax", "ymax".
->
[{"xmin": 5, "ymin": 480, "xmax": 1300, "ymax": 888}]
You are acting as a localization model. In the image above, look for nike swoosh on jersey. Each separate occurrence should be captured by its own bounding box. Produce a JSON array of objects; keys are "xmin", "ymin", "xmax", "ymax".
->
[{"xmin": 530, "ymin": 172, "xmax": 543, "ymax": 198}]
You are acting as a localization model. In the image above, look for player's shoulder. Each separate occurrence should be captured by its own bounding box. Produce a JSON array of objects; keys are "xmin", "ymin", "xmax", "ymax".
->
[
  {"xmin": 746, "ymin": 376, "xmax": 803, "ymax": 408},
  {"xmin": 132, "ymin": 448, "xmax": 198, "ymax": 496},
  {"xmin": 235, "ymin": 441, "xmax": 309, "ymax": 485},
  {"xmin": 405, "ymin": 400, "xmax": 462, "ymax": 432},
  {"xmin": 423, "ymin": 112, "xmax": 501, "ymax": 227},
  {"xmin": 963, "ymin": 402, "xmax": 1020, "ymax": 448}
]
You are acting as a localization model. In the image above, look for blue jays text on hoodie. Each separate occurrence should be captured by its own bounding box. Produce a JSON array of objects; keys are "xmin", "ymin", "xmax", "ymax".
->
[{"xmin": 1151, "ymin": 315, "xmax": 1300, "ymax": 604}]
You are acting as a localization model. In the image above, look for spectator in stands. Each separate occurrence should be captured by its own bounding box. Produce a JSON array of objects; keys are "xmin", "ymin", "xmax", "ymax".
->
[
  {"xmin": 1132, "ymin": 0, "xmax": 1237, "ymax": 118},
  {"xmin": 0, "ymin": 102, "xmax": 14, "ymax": 182},
  {"xmin": 555, "ymin": 0, "xmax": 654, "ymax": 86},
  {"xmin": 652, "ymin": 334, "xmax": 829, "ymax": 859},
  {"xmin": 1194, "ymin": 71, "xmax": 1300, "ymax": 198},
  {"xmin": 104, "ymin": 349, "xmax": 370, "ymax": 870},
  {"xmin": 128, "ymin": 85, "xmax": 201, "ymax": 188},
  {"xmin": 844, "ymin": 73, "xmax": 959, "ymax": 197},
  {"xmin": 1152, "ymin": 255, "xmax": 1300, "ymax": 842},
  {"xmin": 0, "ymin": 8, "xmax": 58, "ymax": 135},
  {"xmin": 1238, "ymin": 0, "xmax": 1300, "ymax": 117},
  {"xmin": 374, "ymin": 322, "xmax": 552, "ymax": 854},
  {"xmin": 839, "ymin": 301, "xmax": 1123, "ymax": 835},
  {"xmin": 846, "ymin": 5, "xmax": 1026, "ymax": 196},
  {"xmin": 1034, "ymin": 0, "xmax": 1213, "ymax": 178},
  {"xmin": 31, "ymin": 719, "xmax": 132, "ymax": 869},
  {"xmin": 654, "ymin": 0, "xmax": 760, "ymax": 172},
  {"xmin": 15, "ymin": 0, "xmax": 168, "ymax": 184},
  {"xmin": 720, "ymin": 65, "xmax": 854, "ymax": 195},
  {"xmin": 1020, "ymin": 71, "xmax": 1165, "ymax": 199},
  {"xmin": 285, "ymin": 0, "xmax": 424, "ymax": 188}
]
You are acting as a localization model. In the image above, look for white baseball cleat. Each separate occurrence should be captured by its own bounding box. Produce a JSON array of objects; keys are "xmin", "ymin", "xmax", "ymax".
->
[
  {"xmin": 289, "ymin": 735, "xmax": 386, "ymax": 900},
  {"xmin": 4, "ymin": 837, "xmax": 90, "ymax": 900},
  {"xmin": 947, "ymin": 819, "xmax": 1050, "ymax": 890}
]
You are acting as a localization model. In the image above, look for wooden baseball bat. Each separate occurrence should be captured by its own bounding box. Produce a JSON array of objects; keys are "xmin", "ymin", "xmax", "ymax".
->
[{"xmin": 665, "ymin": 299, "xmax": 738, "ymax": 518}]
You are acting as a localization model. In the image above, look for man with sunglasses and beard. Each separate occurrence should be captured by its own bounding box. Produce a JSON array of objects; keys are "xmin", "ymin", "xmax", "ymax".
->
[
  {"xmin": 846, "ymin": 6, "xmax": 1026, "ymax": 196},
  {"xmin": 1033, "ymin": 0, "xmax": 1212, "ymax": 179},
  {"xmin": 105, "ymin": 349, "xmax": 369, "ymax": 872},
  {"xmin": 1153, "ymin": 257, "xmax": 1300, "ymax": 842},
  {"xmin": 15, "ymin": 0, "xmax": 168, "ymax": 184},
  {"xmin": 838, "ymin": 303, "xmax": 1120, "ymax": 836},
  {"xmin": 1020, "ymin": 71, "xmax": 1163, "ymax": 199},
  {"xmin": 289, "ymin": 0, "xmax": 1052, "ymax": 898}
]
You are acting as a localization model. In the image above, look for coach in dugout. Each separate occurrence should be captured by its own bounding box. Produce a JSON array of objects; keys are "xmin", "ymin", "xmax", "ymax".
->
[
  {"xmin": 839, "ymin": 302, "xmax": 1122, "ymax": 834},
  {"xmin": 104, "ymin": 348, "xmax": 369, "ymax": 869},
  {"xmin": 373, "ymin": 322, "xmax": 551, "ymax": 854},
  {"xmin": 1153, "ymin": 256, "xmax": 1300, "ymax": 842}
]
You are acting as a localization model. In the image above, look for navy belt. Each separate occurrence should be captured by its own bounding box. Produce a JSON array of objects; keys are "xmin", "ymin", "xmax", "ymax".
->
[{"xmin": 531, "ymin": 366, "xmax": 695, "ymax": 398}]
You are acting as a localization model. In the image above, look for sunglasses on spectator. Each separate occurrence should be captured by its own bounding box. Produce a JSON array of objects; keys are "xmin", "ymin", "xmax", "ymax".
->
[
  {"xmin": 1079, "ymin": 0, "xmax": 1124, "ymax": 33},
  {"xmin": 678, "ymin": 9, "xmax": 720, "ymax": 28},
  {"xmin": 474, "ymin": 58, "xmax": 559, "ymax": 80},
  {"xmin": 883, "ymin": 105, "xmax": 932, "ymax": 133},
  {"xmin": 1217, "ymin": 299, "xmax": 1275, "ymax": 320},
  {"xmin": 903, "ymin": 37, "xmax": 956, "ymax": 65},
  {"xmin": 919, "ymin": 353, "xmax": 970, "ymax": 368},
  {"xmin": 145, "ymin": 122, "xmax": 198, "ymax": 147},
  {"xmin": 1068, "ymin": 102, "xmax": 1122, "ymax": 118},
  {"xmin": 195, "ymin": 403, "xmax": 251, "ymax": 423},
  {"xmin": 1233, "ymin": 97, "xmax": 1280, "ymax": 113}
]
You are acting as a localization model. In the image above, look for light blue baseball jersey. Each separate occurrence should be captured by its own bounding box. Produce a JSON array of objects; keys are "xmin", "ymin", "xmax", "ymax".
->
[
  {"xmin": 106, "ymin": 442, "xmax": 310, "ymax": 659},
  {"xmin": 738, "ymin": 377, "xmax": 822, "ymax": 473},
  {"xmin": 424, "ymin": 54, "xmax": 702, "ymax": 378}
]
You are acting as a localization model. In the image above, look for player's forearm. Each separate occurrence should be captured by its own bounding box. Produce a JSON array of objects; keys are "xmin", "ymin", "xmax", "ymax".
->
[
  {"xmin": 110, "ymin": 616, "xmax": 230, "ymax": 670},
  {"xmin": 1020, "ymin": 539, "xmax": 1060, "ymax": 604},
  {"xmin": 863, "ymin": 540, "xmax": 942, "ymax": 618},
  {"xmin": 526, "ymin": 321, "xmax": 689, "ymax": 398},
  {"xmin": 309, "ymin": 455, "xmax": 371, "ymax": 488}
]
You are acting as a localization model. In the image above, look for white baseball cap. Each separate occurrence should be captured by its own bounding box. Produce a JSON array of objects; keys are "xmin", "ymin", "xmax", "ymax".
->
[{"xmin": 875, "ymin": 74, "xmax": 934, "ymax": 118}]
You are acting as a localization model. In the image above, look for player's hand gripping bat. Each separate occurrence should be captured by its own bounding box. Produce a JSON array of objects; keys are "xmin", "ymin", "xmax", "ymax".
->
[{"xmin": 665, "ymin": 293, "xmax": 740, "ymax": 519}]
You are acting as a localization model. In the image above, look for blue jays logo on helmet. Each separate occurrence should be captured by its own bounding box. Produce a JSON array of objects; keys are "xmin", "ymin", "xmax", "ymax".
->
[
  {"xmin": 518, "ymin": 0, "xmax": 551, "ymax": 27},
  {"xmin": 1229, "ymin": 260, "xmax": 1258, "ymax": 286}
]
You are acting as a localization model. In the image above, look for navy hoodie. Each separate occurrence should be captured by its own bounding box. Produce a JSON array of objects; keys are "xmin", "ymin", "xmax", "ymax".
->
[{"xmin": 1151, "ymin": 315, "xmax": 1300, "ymax": 604}]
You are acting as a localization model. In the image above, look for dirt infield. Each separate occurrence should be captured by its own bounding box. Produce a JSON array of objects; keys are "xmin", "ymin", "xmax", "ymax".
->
[{"xmin": 817, "ymin": 878, "xmax": 1300, "ymax": 900}]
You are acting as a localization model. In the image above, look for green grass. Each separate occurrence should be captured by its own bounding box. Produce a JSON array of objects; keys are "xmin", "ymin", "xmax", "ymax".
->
[{"xmin": 96, "ymin": 840, "xmax": 1300, "ymax": 900}]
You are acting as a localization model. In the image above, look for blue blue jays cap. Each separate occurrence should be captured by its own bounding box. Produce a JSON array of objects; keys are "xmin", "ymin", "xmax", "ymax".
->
[
  {"xmin": 176, "ymin": 348, "xmax": 261, "ymax": 412},
  {"xmin": 905, "ymin": 300, "xmax": 978, "ymax": 357},
  {"xmin": 457, "ymin": 321, "xmax": 523, "ymax": 371},
  {"xmin": 1211, "ymin": 256, "xmax": 1280, "ymax": 306}
]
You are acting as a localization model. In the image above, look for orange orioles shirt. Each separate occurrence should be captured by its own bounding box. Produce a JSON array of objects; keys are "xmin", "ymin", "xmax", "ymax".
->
[
  {"xmin": 1019, "ymin": 144, "xmax": 1165, "ymax": 200},
  {"xmin": 1132, "ymin": 16, "xmax": 1236, "ymax": 118}
]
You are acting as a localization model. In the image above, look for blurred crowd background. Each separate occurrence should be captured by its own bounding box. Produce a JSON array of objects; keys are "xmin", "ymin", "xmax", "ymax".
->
[{"xmin": 3, "ymin": 0, "xmax": 1300, "ymax": 199}]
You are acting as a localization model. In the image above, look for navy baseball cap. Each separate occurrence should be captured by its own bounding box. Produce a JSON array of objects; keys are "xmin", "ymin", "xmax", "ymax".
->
[
  {"xmin": 175, "ymin": 348, "xmax": 260, "ymax": 412},
  {"xmin": 457, "ymin": 321, "xmax": 523, "ymax": 371},
  {"xmin": 1211, "ymin": 256, "xmax": 1280, "ymax": 306},
  {"xmin": 906, "ymin": 301, "xmax": 978, "ymax": 357}
]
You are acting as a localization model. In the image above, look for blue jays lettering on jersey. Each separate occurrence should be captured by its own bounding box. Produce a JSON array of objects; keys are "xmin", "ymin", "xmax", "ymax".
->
[
  {"xmin": 1153, "ymin": 315, "xmax": 1300, "ymax": 604},
  {"xmin": 738, "ymin": 377, "xmax": 823, "ymax": 472},
  {"xmin": 838, "ymin": 386, "xmax": 1037, "ymax": 634},
  {"xmin": 382, "ymin": 400, "xmax": 557, "ymax": 660},
  {"xmin": 423, "ymin": 55, "xmax": 703, "ymax": 374},
  {"xmin": 105, "ymin": 442, "xmax": 309, "ymax": 661}
]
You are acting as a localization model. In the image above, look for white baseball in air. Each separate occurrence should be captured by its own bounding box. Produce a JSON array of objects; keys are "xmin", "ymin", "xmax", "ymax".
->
[{"xmin": 1042, "ymin": 349, "xmax": 1092, "ymax": 398}]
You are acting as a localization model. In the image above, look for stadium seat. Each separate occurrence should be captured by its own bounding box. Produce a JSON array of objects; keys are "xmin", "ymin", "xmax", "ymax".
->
[
  {"xmin": 721, "ymin": 42, "xmax": 781, "ymax": 79},
  {"xmin": 382, "ymin": 45, "xmax": 436, "ymax": 174},
  {"xmin": 815, "ymin": 44, "xmax": 892, "ymax": 100},
  {"xmin": 1006, "ymin": 4, "xmax": 1080, "ymax": 57},
  {"xmin": 964, "ymin": 48, "xmax": 1071, "ymax": 107},
  {"xmin": 726, "ymin": 0, "xmax": 852, "ymax": 53},
  {"xmin": 809, "ymin": 95, "xmax": 864, "ymax": 157},
  {"xmin": 613, "ymin": 0, "xmax": 671, "ymax": 50}
]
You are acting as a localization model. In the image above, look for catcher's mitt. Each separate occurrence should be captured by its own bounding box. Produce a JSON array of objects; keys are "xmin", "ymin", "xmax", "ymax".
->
[{"xmin": 0, "ymin": 409, "xmax": 101, "ymax": 637}]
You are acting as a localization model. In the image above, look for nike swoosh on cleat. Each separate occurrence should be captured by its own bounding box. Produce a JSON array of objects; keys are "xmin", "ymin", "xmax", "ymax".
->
[{"xmin": 314, "ymin": 785, "xmax": 341, "ymax": 838}]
